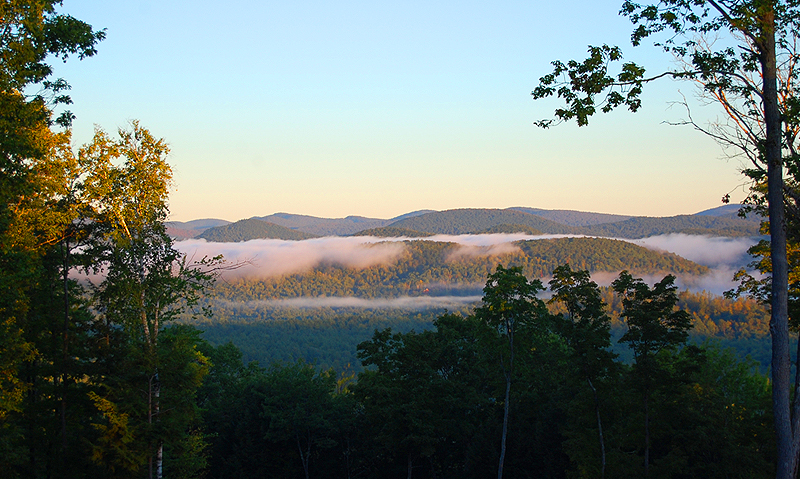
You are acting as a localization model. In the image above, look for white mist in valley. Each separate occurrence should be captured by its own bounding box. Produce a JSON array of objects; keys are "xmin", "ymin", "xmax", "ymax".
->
[
  {"xmin": 175, "ymin": 233, "xmax": 761, "ymax": 308},
  {"xmin": 217, "ymin": 295, "xmax": 483, "ymax": 311}
]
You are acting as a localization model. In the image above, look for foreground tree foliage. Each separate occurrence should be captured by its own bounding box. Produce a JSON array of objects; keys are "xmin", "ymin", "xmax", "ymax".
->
[
  {"xmin": 0, "ymin": 4, "xmax": 218, "ymax": 473},
  {"xmin": 532, "ymin": 2, "xmax": 800, "ymax": 476},
  {"xmin": 195, "ymin": 266, "xmax": 772, "ymax": 479}
]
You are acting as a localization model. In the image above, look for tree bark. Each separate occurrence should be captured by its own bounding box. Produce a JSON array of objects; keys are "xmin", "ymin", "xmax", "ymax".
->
[
  {"xmin": 497, "ymin": 319, "xmax": 515, "ymax": 479},
  {"xmin": 587, "ymin": 377, "xmax": 605, "ymax": 478},
  {"xmin": 760, "ymin": 7, "xmax": 797, "ymax": 479},
  {"xmin": 497, "ymin": 374, "xmax": 511, "ymax": 479},
  {"xmin": 61, "ymin": 238, "xmax": 69, "ymax": 453},
  {"xmin": 644, "ymin": 389, "xmax": 650, "ymax": 478}
]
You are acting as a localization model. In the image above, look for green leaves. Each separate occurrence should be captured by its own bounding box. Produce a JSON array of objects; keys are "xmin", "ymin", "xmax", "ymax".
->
[
  {"xmin": 613, "ymin": 271, "xmax": 692, "ymax": 360},
  {"xmin": 532, "ymin": 45, "xmax": 647, "ymax": 127}
]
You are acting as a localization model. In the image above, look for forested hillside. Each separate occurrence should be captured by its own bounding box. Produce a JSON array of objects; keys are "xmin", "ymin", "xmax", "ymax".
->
[
  {"xmin": 198, "ymin": 218, "xmax": 319, "ymax": 241},
  {"xmin": 384, "ymin": 208, "xmax": 759, "ymax": 237},
  {"xmin": 351, "ymin": 226, "xmax": 434, "ymax": 237},
  {"xmin": 190, "ymin": 289, "xmax": 772, "ymax": 373},
  {"xmin": 581, "ymin": 214, "xmax": 761, "ymax": 238},
  {"xmin": 169, "ymin": 206, "xmax": 760, "ymax": 240},
  {"xmin": 510, "ymin": 206, "xmax": 634, "ymax": 225},
  {"xmin": 387, "ymin": 208, "xmax": 580, "ymax": 234},
  {"xmin": 258, "ymin": 213, "xmax": 389, "ymax": 236},
  {"xmin": 165, "ymin": 218, "xmax": 230, "ymax": 239},
  {"xmin": 211, "ymin": 237, "xmax": 707, "ymax": 302}
]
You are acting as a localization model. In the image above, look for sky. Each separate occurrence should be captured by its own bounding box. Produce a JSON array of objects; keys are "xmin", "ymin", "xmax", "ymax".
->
[{"xmin": 52, "ymin": 0, "xmax": 748, "ymax": 222}]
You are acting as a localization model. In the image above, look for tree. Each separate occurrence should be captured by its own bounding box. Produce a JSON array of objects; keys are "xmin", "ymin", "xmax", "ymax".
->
[
  {"xmin": 531, "ymin": 2, "xmax": 800, "ymax": 476},
  {"xmin": 354, "ymin": 315, "xmax": 495, "ymax": 478},
  {"xmin": 0, "ymin": 1, "xmax": 104, "ymax": 451},
  {"xmin": 86, "ymin": 122, "xmax": 218, "ymax": 479},
  {"xmin": 474, "ymin": 265, "xmax": 548, "ymax": 479},
  {"xmin": 548, "ymin": 265, "xmax": 617, "ymax": 478},
  {"xmin": 612, "ymin": 271, "xmax": 692, "ymax": 477},
  {"xmin": 261, "ymin": 363, "xmax": 339, "ymax": 479}
]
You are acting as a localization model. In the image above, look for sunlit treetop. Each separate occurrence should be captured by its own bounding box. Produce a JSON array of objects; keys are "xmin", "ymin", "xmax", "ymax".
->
[{"xmin": 0, "ymin": 0, "xmax": 105, "ymax": 125}]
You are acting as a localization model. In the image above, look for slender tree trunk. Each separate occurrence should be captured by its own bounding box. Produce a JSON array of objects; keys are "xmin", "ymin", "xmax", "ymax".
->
[
  {"xmin": 644, "ymin": 389, "xmax": 650, "ymax": 478},
  {"xmin": 297, "ymin": 433, "xmax": 311, "ymax": 479},
  {"xmin": 407, "ymin": 450, "xmax": 413, "ymax": 479},
  {"xmin": 760, "ymin": 8, "xmax": 798, "ymax": 479},
  {"xmin": 498, "ymin": 374, "xmax": 511, "ymax": 479},
  {"xmin": 149, "ymin": 374, "xmax": 154, "ymax": 479},
  {"xmin": 61, "ymin": 239, "xmax": 69, "ymax": 453},
  {"xmin": 497, "ymin": 322, "xmax": 514, "ymax": 479},
  {"xmin": 587, "ymin": 377, "xmax": 606, "ymax": 478},
  {"xmin": 155, "ymin": 371, "xmax": 162, "ymax": 479}
]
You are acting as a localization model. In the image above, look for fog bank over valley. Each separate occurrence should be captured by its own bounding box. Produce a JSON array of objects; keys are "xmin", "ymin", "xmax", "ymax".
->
[
  {"xmin": 216, "ymin": 295, "xmax": 484, "ymax": 311},
  {"xmin": 175, "ymin": 233, "xmax": 760, "ymax": 306}
]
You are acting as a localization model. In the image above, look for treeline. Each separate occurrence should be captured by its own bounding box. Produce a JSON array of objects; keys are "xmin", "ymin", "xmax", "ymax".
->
[
  {"xmin": 188, "ymin": 284, "xmax": 773, "ymax": 373},
  {"xmin": 196, "ymin": 266, "xmax": 774, "ymax": 478},
  {"xmin": 214, "ymin": 238, "xmax": 707, "ymax": 301}
]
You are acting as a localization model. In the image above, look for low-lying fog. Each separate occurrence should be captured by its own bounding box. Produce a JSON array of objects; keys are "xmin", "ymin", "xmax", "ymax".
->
[{"xmin": 175, "ymin": 234, "xmax": 760, "ymax": 309}]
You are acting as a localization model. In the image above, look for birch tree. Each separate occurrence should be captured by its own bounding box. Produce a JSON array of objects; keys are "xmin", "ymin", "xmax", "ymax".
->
[{"xmin": 88, "ymin": 122, "xmax": 215, "ymax": 479}]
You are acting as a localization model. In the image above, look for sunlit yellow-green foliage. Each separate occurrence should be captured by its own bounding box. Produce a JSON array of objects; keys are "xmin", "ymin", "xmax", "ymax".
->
[{"xmin": 82, "ymin": 121, "xmax": 172, "ymax": 243}]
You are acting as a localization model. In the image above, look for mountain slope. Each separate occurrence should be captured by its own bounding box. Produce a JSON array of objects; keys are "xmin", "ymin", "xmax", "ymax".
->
[
  {"xmin": 388, "ymin": 208, "xmax": 579, "ymax": 235},
  {"xmin": 581, "ymin": 215, "xmax": 761, "ymax": 238},
  {"xmin": 258, "ymin": 213, "xmax": 388, "ymax": 236},
  {"xmin": 166, "ymin": 218, "xmax": 230, "ymax": 239},
  {"xmin": 198, "ymin": 218, "xmax": 319, "ymax": 242},
  {"xmin": 510, "ymin": 207, "xmax": 634, "ymax": 226},
  {"xmin": 351, "ymin": 227, "xmax": 434, "ymax": 237},
  {"xmin": 215, "ymin": 237, "xmax": 708, "ymax": 300}
]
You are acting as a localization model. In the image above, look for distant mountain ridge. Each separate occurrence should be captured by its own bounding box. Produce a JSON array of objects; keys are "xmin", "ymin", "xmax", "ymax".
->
[
  {"xmin": 256, "ymin": 210, "xmax": 434, "ymax": 236},
  {"xmin": 387, "ymin": 209, "xmax": 578, "ymax": 235},
  {"xmin": 510, "ymin": 207, "xmax": 634, "ymax": 226},
  {"xmin": 197, "ymin": 218, "xmax": 318, "ymax": 242},
  {"xmin": 166, "ymin": 218, "xmax": 231, "ymax": 240},
  {"xmin": 170, "ymin": 205, "xmax": 761, "ymax": 241}
]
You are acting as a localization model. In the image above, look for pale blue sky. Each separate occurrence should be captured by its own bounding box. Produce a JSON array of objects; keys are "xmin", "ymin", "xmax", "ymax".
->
[{"xmin": 53, "ymin": 0, "xmax": 745, "ymax": 222}]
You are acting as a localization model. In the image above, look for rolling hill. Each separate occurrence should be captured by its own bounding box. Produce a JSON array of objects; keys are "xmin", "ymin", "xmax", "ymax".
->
[
  {"xmin": 510, "ymin": 207, "xmax": 634, "ymax": 226},
  {"xmin": 386, "ymin": 208, "xmax": 579, "ymax": 235},
  {"xmin": 214, "ymin": 237, "xmax": 708, "ymax": 301},
  {"xmin": 166, "ymin": 218, "xmax": 230, "ymax": 239},
  {"xmin": 197, "ymin": 218, "xmax": 319, "ymax": 242},
  {"xmin": 580, "ymin": 214, "xmax": 761, "ymax": 238},
  {"xmin": 386, "ymin": 208, "xmax": 760, "ymax": 238},
  {"xmin": 257, "ymin": 210, "xmax": 434, "ymax": 236}
]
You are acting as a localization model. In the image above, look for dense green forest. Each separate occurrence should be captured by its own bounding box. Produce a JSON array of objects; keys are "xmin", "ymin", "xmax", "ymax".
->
[
  {"xmin": 192, "ymin": 266, "xmax": 776, "ymax": 479},
  {"xmin": 187, "ymin": 286, "xmax": 774, "ymax": 373}
]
